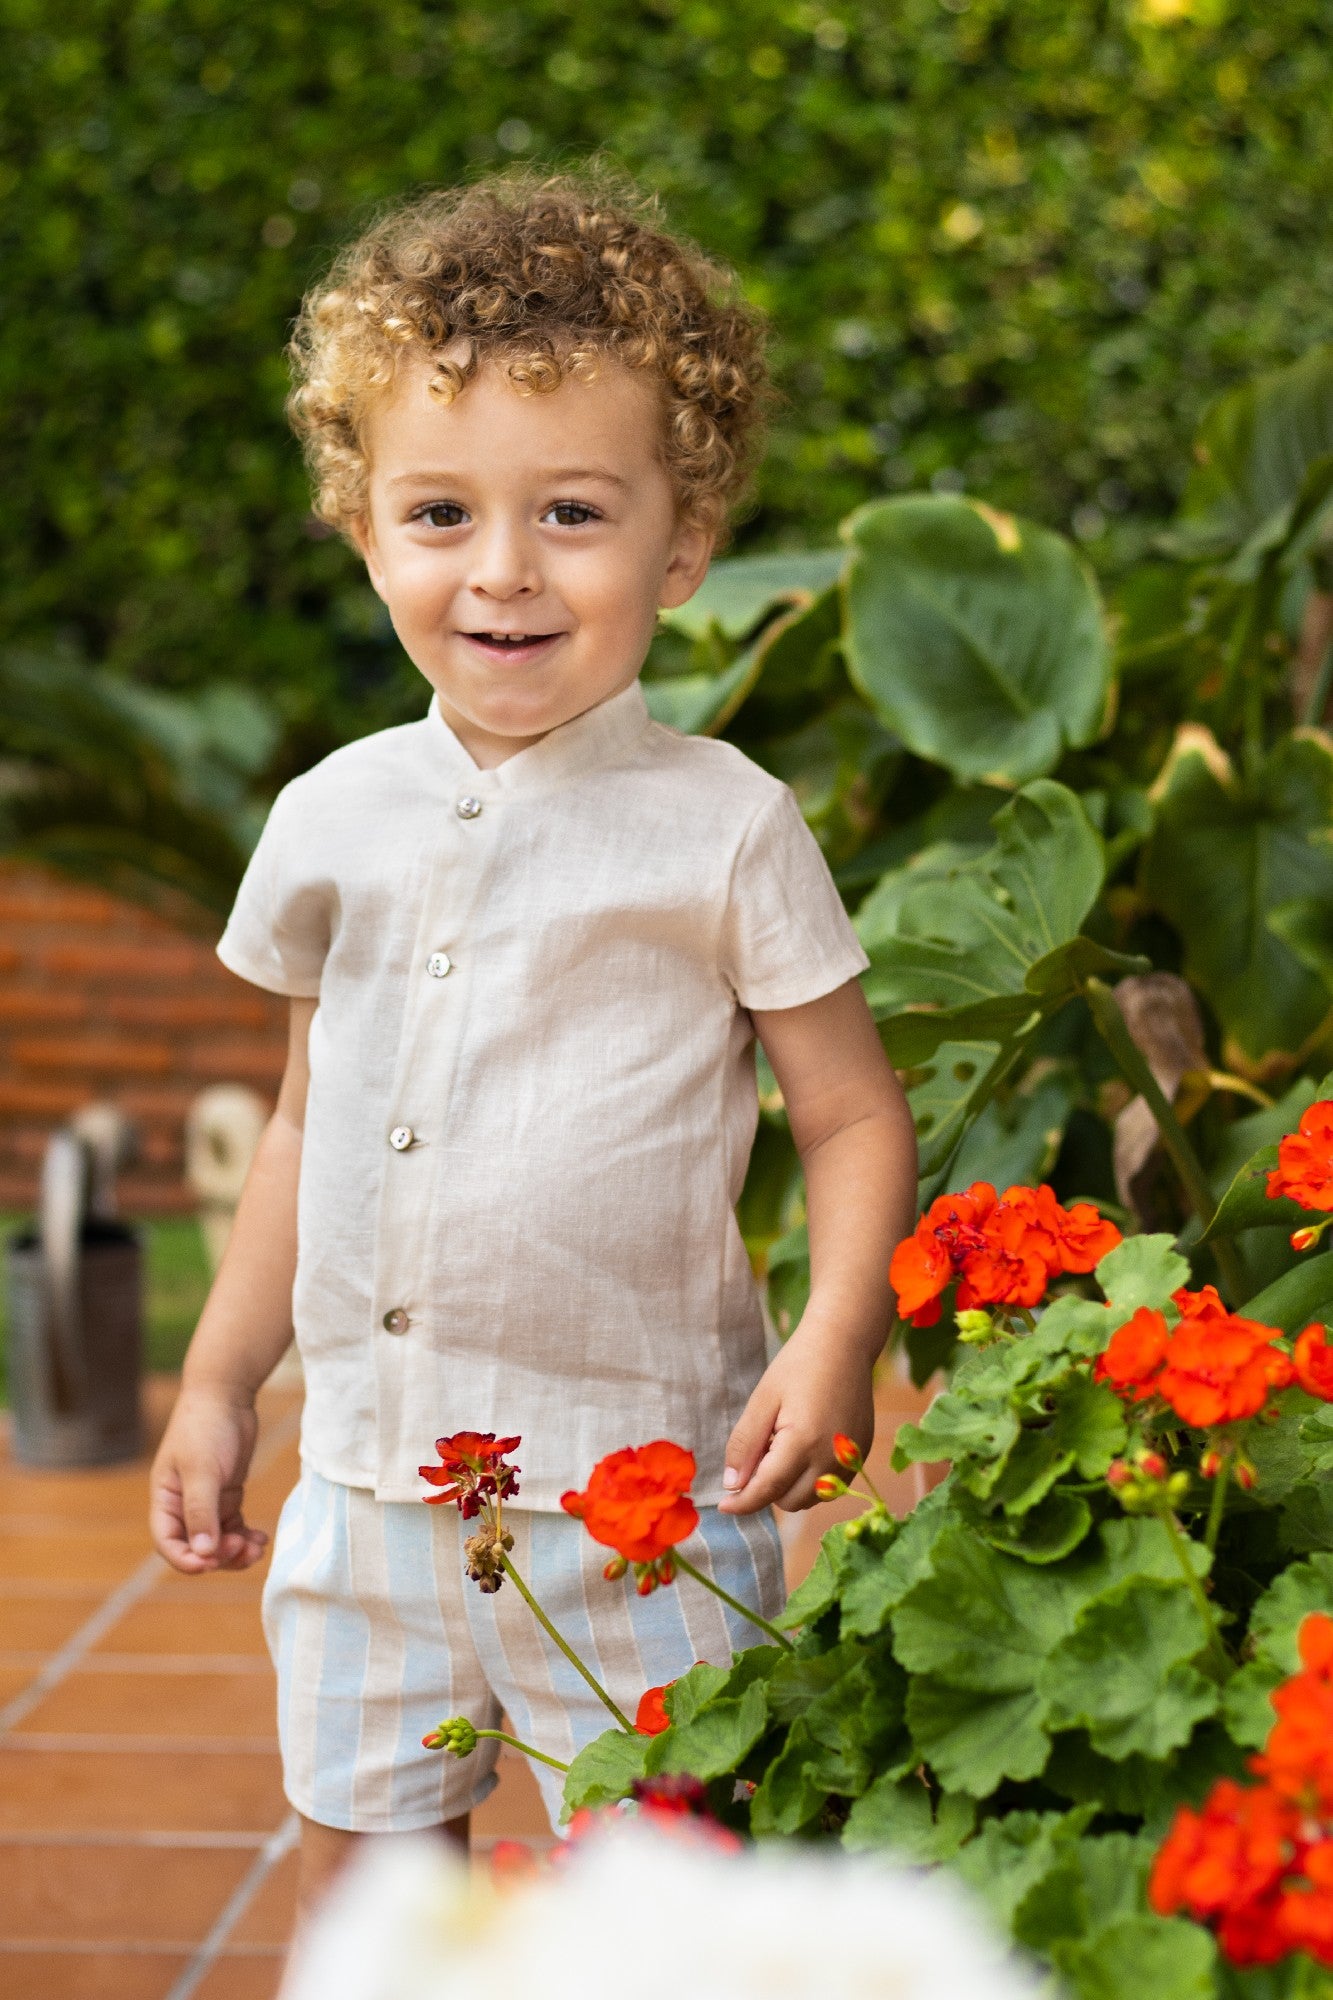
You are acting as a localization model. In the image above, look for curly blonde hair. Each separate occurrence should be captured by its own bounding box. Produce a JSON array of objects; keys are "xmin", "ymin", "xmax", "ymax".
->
[{"xmin": 287, "ymin": 169, "xmax": 769, "ymax": 538}]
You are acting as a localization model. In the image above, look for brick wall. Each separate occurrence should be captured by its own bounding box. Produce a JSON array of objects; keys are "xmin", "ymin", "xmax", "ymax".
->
[{"xmin": 0, "ymin": 861, "xmax": 287, "ymax": 1214}]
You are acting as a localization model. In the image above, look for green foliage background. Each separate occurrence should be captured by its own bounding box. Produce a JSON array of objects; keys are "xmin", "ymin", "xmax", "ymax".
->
[{"xmin": 4, "ymin": 0, "xmax": 1333, "ymax": 756}]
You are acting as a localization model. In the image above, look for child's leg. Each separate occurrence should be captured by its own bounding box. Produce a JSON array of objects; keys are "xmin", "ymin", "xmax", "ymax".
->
[
  {"xmin": 475, "ymin": 1504, "xmax": 786, "ymax": 1829},
  {"xmin": 262, "ymin": 1468, "xmax": 507, "ymax": 1845},
  {"xmin": 295, "ymin": 1812, "xmax": 470, "ymax": 1923}
]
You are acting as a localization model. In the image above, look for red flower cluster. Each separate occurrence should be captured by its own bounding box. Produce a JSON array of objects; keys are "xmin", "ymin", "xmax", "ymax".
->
[
  {"xmin": 419, "ymin": 1431, "xmax": 521, "ymax": 1516},
  {"xmin": 1267, "ymin": 1101, "xmax": 1333, "ymax": 1214},
  {"xmin": 1151, "ymin": 1615, "xmax": 1333, "ymax": 1966},
  {"xmin": 561, "ymin": 1441, "xmax": 699, "ymax": 1591},
  {"xmin": 1094, "ymin": 1287, "xmax": 1298, "ymax": 1426},
  {"xmin": 889, "ymin": 1182, "xmax": 1121, "ymax": 1329}
]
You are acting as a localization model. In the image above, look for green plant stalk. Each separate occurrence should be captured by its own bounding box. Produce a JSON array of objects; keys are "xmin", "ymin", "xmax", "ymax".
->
[
  {"xmin": 672, "ymin": 1552, "xmax": 795, "ymax": 1652},
  {"xmin": 1302, "ymin": 629, "xmax": 1333, "ymax": 730},
  {"xmin": 1082, "ymin": 977, "xmax": 1249, "ymax": 1302},
  {"xmin": 500, "ymin": 1554, "xmax": 634, "ymax": 1731},
  {"xmin": 1160, "ymin": 1507, "xmax": 1230, "ymax": 1681},
  {"xmin": 1203, "ymin": 1456, "xmax": 1232, "ymax": 1555},
  {"xmin": 470, "ymin": 1727, "xmax": 570, "ymax": 1774}
]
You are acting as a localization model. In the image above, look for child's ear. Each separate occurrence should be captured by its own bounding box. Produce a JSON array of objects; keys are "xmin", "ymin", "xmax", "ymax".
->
[
  {"xmin": 349, "ymin": 514, "xmax": 390, "ymax": 604},
  {"xmin": 659, "ymin": 511, "xmax": 716, "ymax": 611}
]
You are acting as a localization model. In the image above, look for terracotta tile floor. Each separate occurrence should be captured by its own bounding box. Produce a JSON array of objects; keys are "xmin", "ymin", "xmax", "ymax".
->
[{"xmin": 0, "ymin": 1364, "xmax": 936, "ymax": 1996}]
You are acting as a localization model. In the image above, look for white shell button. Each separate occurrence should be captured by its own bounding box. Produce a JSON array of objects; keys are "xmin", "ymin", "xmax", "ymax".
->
[
  {"xmin": 389, "ymin": 1125, "xmax": 415, "ymax": 1151},
  {"xmin": 456, "ymin": 796, "xmax": 482, "ymax": 820},
  {"xmin": 427, "ymin": 952, "xmax": 452, "ymax": 979}
]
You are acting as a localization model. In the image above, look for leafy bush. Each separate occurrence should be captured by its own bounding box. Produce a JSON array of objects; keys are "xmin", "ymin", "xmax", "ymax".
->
[{"xmin": 4, "ymin": 0, "xmax": 1333, "ymax": 746}]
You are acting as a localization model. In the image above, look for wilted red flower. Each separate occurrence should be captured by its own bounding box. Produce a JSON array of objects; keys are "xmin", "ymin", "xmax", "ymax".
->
[
  {"xmin": 1294, "ymin": 1323, "xmax": 1333, "ymax": 1402},
  {"xmin": 1094, "ymin": 1306, "xmax": 1170, "ymax": 1400},
  {"xmin": 561, "ymin": 1441, "xmax": 699, "ymax": 1563},
  {"xmin": 634, "ymin": 1685, "xmax": 671, "ymax": 1736},
  {"xmin": 1157, "ymin": 1311, "xmax": 1294, "ymax": 1427},
  {"xmin": 1267, "ymin": 1101, "xmax": 1333, "ymax": 1213},
  {"xmin": 420, "ymin": 1432, "xmax": 521, "ymax": 1516}
]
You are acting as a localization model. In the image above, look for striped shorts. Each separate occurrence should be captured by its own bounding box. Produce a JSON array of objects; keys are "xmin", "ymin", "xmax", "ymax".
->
[{"xmin": 262, "ymin": 1465, "xmax": 786, "ymax": 1834}]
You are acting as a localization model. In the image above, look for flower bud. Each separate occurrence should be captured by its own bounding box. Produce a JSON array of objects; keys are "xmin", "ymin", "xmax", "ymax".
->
[
  {"xmin": 656, "ymin": 1557, "xmax": 676, "ymax": 1588},
  {"xmin": 814, "ymin": 1473, "xmax": 848, "ymax": 1502},
  {"xmin": 1235, "ymin": 1456, "xmax": 1258, "ymax": 1492},
  {"xmin": 635, "ymin": 1569, "xmax": 657, "ymax": 1596},
  {"xmin": 832, "ymin": 1434, "xmax": 862, "ymax": 1473},
  {"xmin": 602, "ymin": 1554, "xmax": 629, "ymax": 1581},
  {"xmin": 1200, "ymin": 1448, "xmax": 1224, "ymax": 1480},
  {"xmin": 1291, "ymin": 1225, "xmax": 1323, "ymax": 1253},
  {"xmin": 423, "ymin": 1715, "xmax": 477, "ymax": 1758},
  {"xmin": 955, "ymin": 1309, "xmax": 995, "ymax": 1344},
  {"xmin": 1165, "ymin": 1472, "xmax": 1191, "ymax": 1505},
  {"xmin": 1106, "ymin": 1458, "xmax": 1133, "ymax": 1490},
  {"xmin": 1137, "ymin": 1449, "xmax": 1168, "ymax": 1481}
]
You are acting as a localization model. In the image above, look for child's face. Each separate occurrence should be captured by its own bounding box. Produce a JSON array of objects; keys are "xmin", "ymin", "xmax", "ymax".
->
[{"xmin": 353, "ymin": 351, "xmax": 714, "ymax": 766}]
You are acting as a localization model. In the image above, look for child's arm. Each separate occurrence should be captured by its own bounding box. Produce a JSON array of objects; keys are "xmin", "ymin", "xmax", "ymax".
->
[
  {"xmin": 149, "ymin": 998, "xmax": 315, "ymax": 1573},
  {"xmin": 719, "ymin": 978, "xmax": 917, "ymax": 1515}
]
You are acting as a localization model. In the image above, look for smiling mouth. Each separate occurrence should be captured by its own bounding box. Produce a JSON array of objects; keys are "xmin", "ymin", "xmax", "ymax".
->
[{"xmin": 464, "ymin": 630, "xmax": 564, "ymax": 653}]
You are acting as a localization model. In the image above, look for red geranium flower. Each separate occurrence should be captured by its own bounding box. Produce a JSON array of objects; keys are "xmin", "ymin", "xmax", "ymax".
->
[
  {"xmin": 889, "ymin": 1183, "xmax": 998, "ymax": 1327},
  {"xmin": 1149, "ymin": 1779, "xmax": 1297, "ymax": 1944},
  {"xmin": 634, "ymin": 1685, "xmax": 671, "ymax": 1736},
  {"xmin": 560, "ymin": 1441, "xmax": 699, "ymax": 1563},
  {"xmin": 1171, "ymin": 1283, "xmax": 1229, "ymax": 1321},
  {"xmin": 999, "ymin": 1183, "xmax": 1121, "ymax": 1275},
  {"xmin": 1293, "ymin": 1323, "xmax": 1333, "ymax": 1402},
  {"xmin": 1267, "ymin": 1101, "xmax": 1333, "ymax": 1213},
  {"xmin": 420, "ymin": 1431, "xmax": 521, "ymax": 1516},
  {"xmin": 1253, "ymin": 1615, "xmax": 1333, "ymax": 1815},
  {"xmin": 1094, "ymin": 1306, "xmax": 1170, "ymax": 1401},
  {"xmin": 1157, "ymin": 1310, "xmax": 1294, "ymax": 1427}
]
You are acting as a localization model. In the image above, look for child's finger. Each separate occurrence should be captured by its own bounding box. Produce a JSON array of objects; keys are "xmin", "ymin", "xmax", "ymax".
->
[
  {"xmin": 180, "ymin": 1470, "xmax": 223, "ymax": 1560},
  {"xmin": 722, "ymin": 1390, "xmax": 780, "ymax": 1497},
  {"xmin": 718, "ymin": 1428, "xmax": 807, "ymax": 1514}
]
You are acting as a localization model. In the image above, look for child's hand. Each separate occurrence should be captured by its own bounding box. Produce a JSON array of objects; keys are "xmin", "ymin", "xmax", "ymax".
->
[
  {"xmin": 718, "ymin": 1319, "xmax": 875, "ymax": 1514},
  {"xmin": 149, "ymin": 1387, "xmax": 269, "ymax": 1573}
]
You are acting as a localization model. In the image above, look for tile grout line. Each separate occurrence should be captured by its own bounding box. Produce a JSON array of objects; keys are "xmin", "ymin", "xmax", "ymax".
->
[
  {"xmin": 162, "ymin": 1810, "xmax": 301, "ymax": 2000},
  {"xmin": 0, "ymin": 1402, "xmax": 302, "ymax": 1736}
]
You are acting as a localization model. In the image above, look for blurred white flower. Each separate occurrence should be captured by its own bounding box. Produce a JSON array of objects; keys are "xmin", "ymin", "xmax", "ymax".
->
[{"xmin": 280, "ymin": 1821, "xmax": 1045, "ymax": 2000}]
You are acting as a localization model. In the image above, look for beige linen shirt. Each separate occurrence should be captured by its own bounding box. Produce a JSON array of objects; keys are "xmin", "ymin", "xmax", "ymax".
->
[{"xmin": 217, "ymin": 679, "xmax": 868, "ymax": 1506}]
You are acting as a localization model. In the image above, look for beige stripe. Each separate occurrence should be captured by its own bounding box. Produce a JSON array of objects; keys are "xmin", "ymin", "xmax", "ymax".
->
[
  {"xmin": 487, "ymin": 1513, "xmax": 569, "ymax": 1779},
  {"xmin": 278, "ymin": 1479, "xmax": 334, "ymax": 1812},
  {"xmin": 426, "ymin": 1499, "xmax": 501, "ymax": 1820}
]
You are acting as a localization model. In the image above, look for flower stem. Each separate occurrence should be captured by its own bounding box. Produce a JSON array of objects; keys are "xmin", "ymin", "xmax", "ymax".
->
[
  {"xmin": 1160, "ymin": 1507, "xmax": 1230, "ymax": 1680},
  {"xmin": 1082, "ymin": 976, "xmax": 1248, "ymax": 1303},
  {"xmin": 1203, "ymin": 1457, "xmax": 1232, "ymax": 1556},
  {"xmin": 474, "ymin": 1727, "xmax": 570, "ymax": 1774},
  {"xmin": 672, "ymin": 1552, "xmax": 795, "ymax": 1651},
  {"xmin": 500, "ymin": 1554, "xmax": 633, "ymax": 1731}
]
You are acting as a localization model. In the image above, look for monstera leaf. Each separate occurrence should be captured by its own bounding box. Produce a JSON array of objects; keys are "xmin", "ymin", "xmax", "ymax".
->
[
  {"xmin": 858, "ymin": 781, "xmax": 1144, "ymax": 1182},
  {"xmin": 1173, "ymin": 345, "xmax": 1333, "ymax": 568},
  {"xmin": 1140, "ymin": 725, "xmax": 1333, "ymax": 1063},
  {"xmin": 842, "ymin": 495, "xmax": 1113, "ymax": 786}
]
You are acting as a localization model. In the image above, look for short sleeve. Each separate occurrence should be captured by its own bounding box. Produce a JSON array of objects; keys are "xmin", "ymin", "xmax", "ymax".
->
[
  {"xmin": 719, "ymin": 786, "xmax": 869, "ymax": 1011},
  {"xmin": 216, "ymin": 784, "xmax": 329, "ymax": 998}
]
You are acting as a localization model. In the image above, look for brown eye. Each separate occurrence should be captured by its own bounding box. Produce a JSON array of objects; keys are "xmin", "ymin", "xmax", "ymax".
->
[
  {"xmin": 421, "ymin": 502, "xmax": 467, "ymax": 529},
  {"xmin": 548, "ymin": 502, "xmax": 598, "ymax": 526}
]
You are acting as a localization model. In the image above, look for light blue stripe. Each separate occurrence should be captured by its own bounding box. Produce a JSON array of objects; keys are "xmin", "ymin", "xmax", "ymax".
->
[
  {"xmin": 310, "ymin": 1480, "xmax": 372, "ymax": 1828},
  {"xmin": 386, "ymin": 1498, "xmax": 451, "ymax": 1824}
]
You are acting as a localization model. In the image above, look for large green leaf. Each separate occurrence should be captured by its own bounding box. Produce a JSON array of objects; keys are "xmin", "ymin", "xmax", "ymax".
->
[
  {"xmin": 644, "ymin": 1678, "xmax": 770, "ymax": 1782},
  {"xmin": 1204, "ymin": 1144, "xmax": 1316, "ymax": 1243},
  {"xmin": 1140, "ymin": 725, "xmax": 1333, "ymax": 1062},
  {"xmin": 1054, "ymin": 1914, "xmax": 1217, "ymax": 2000},
  {"xmin": 1040, "ymin": 1578, "xmax": 1219, "ymax": 1760},
  {"xmin": 1241, "ymin": 1250, "xmax": 1333, "ymax": 1334},
  {"xmin": 560, "ymin": 1727, "xmax": 650, "ymax": 1818},
  {"xmin": 1223, "ymin": 1552, "xmax": 1333, "ymax": 1748},
  {"xmin": 1175, "ymin": 346, "xmax": 1333, "ymax": 563},
  {"xmin": 659, "ymin": 548, "xmax": 846, "ymax": 642},
  {"xmin": 843, "ymin": 494, "xmax": 1113, "ymax": 785},
  {"xmin": 842, "ymin": 1772, "xmax": 975, "ymax": 1858}
]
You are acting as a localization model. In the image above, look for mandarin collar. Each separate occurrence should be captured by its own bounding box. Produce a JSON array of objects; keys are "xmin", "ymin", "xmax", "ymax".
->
[{"xmin": 423, "ymin": 679, "xmax": 651, "ymax": 797}]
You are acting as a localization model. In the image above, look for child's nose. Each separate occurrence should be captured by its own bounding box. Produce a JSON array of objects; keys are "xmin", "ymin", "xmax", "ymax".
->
[{"xmin": 467, "ymin": 521, "xmax": 541, "ymax": 600}]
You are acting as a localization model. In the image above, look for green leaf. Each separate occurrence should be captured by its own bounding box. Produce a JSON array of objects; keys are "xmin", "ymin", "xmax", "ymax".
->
[
  {"xmin": 642, "ymin": 645, "xmax": 766, "ymax": 735},
  {"xmin": 1176, "ymin": 345, "xmax": 1333, "ymax": 561},
  {"xmin": 560, "ymin": 1727, "xmax": 650, "ymax": 1818},
  {"xmin": 906, "ymin": 1676, "xmax": 1052, "ymax": 1794},
  {"xmin": 1096, "ymin": 1234, "xmax": 1190, "ymax": 1315},
  {"xmin": 1040, "ymin": 1577, "xmax": 1220, "ymax": 1759},
  {"xmin": 842, "ymin": 1771, "xmax": 975, "ymax": 1858},
  {"xmin": 1049, "ymin": 1374, "xmax": 1129, "ymax": 1480},
  {"xmin": 664, "ymin": 1659, "xmax": 736, "ymax": 1727},
  {"xmin": 1242, "ymin": 1249, "xmax": 1333, "ymax": 1333},
  {"xmin": 946, "ymin": 1066, "xmax": 1080, "ymax": 1196},
  {"xmin": 1224, "ymin": 1551, "xmax": 1333, "ymax": 1748},
  {"xmin": 659, "ymin": 548, "xmax": 845, "ymax": 641},
  {"xmin": 976, "ymin": 1490, "xmax": 1094, "ymax": 1564},
  {"xmin": 751, "ymin": 1646, "xmax": 907, "ymax": 1832},
  {"xmin": 843, "ymin": 494, "xmax": 1112, "ymax": 785},
  {"xmin": 1140, "ymin": 727, "xmax": 1333, "ymax": 1063},
  {"xmin": 893, "ymin": 1390, "xmax": 1021, "ymax": 1474},
  {"xmin": 1270, "ymin": 892, "xmax": 1333, "ymax": 990},
  {"xmin": 838, "ymin": 1485, "xmax": 954, "ymax": 1639},
  {"xmin": 1204, "ymin": 1143, "xmax": 1312, "ymax": 1243},
  {"xmin": 779, "ymin": 1539, "xmax": 839, "ymax": 1630},
  {"xmin": 765, "ymin": 1222, "xmax": 810, "ymax": 1340},
  {"xmin": 644, "ymin": 1677, "xmax": 770, "ymax": 1782},
  {"xmin": 952, "ymin": 1809, "xmax": 1093, "ymax": 1936},
  {"xmin": 1054, "ymin": 1915, "xmax": 1217, "ymax": 2000}
]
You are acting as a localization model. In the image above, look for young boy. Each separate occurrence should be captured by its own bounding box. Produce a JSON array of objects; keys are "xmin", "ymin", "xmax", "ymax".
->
[{"xmin": 149, "ymin": 172, "xmax": 917, "ymax": 1909}]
